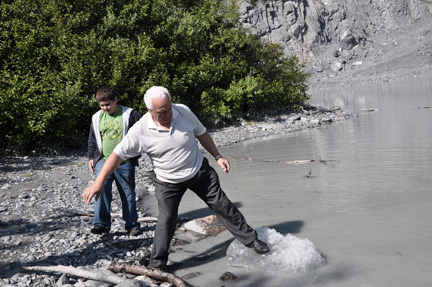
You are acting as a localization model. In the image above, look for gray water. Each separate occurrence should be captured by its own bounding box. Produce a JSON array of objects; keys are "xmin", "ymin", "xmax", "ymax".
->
[{"xmin": 166, "ymin": 76, "xmax": 432, "ymax": 287}]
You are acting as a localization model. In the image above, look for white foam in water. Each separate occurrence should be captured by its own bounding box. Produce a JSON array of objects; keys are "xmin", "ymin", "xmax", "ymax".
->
[{"xmin": 226, "ymin": 226, "xmax": 325, "ymax": 275}]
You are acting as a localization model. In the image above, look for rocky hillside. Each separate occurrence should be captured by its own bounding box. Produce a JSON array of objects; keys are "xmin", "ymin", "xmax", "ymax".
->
[{"xmin": 239, "ymin": 0, "xmax": 432, "ymax": 88}]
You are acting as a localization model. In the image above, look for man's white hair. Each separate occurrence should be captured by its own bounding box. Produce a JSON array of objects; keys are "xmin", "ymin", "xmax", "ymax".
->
[{"xmin": 144, "ymin": 86, "xmax": 171, "ymax": 110}]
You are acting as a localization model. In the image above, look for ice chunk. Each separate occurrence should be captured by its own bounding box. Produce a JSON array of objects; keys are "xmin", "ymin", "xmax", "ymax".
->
[{"xmin": 226, "ymin": 226, "xmax": 325, "ymax": 275}]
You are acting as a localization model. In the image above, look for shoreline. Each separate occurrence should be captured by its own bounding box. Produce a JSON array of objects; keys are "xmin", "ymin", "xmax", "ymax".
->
[{"xmin": 0, "ymin": 103, "xmax": 354, "ymax": 286}]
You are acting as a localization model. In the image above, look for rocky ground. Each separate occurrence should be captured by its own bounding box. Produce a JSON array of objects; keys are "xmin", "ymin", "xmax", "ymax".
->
[
  {"xmin": 2, "ymin": 2, "xmax": 432, "ymax": 285},
  {"xmin": 0, "ymin": 106, "xmax": 353, "ymax": 287}
]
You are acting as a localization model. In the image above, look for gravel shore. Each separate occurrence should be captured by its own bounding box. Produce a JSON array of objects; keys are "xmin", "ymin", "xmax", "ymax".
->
[
  {"xmin": 2, "ymin": 3, "xmax": 431, "ymax": 284},
  {"xmin": 0, "ymin": 105, "xmax": 353, "ymax": 287}
]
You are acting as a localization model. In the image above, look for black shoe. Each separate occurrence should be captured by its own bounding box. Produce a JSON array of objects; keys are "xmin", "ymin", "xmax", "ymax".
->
[
  {"xmin": 138, "ymin": 257, "xmax": 150, "ymax": 267},
  {"xmin": 245, "ymin": 239, "xmax": 270, "ymax": 254},
  {"xmin": 90, "ymin": 226, "xmax": 109, "ymax": 235},
  {"xmin": 147, "ymin": 261, "xmax": 167, "ymax": 272},
  {"xmin": 127, "ymin": 227, "xmax": 142, "ymax": 236},
  {"xmin": 139, "ymin": 258, "xmax": 167, "ymax": 272}
]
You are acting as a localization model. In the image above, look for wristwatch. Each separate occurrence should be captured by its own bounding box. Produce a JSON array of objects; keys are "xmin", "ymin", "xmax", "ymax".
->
[{"xmin": 215, "ymin": 154, "xmax": 224, "ymax": 161}]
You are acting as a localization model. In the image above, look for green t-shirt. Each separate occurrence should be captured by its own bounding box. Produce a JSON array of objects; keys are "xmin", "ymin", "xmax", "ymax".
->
[{"xmin": 99, "ymin": 108, "xmax": 124, "ymax": 160}]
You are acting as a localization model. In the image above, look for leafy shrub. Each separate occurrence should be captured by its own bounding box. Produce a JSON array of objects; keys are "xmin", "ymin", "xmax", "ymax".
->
[{"xmin": 0, "ymin": 0, "xmax": 309, "ymax": 154}]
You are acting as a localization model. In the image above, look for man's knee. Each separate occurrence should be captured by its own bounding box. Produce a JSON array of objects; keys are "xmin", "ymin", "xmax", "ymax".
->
[{"xmin": 210, "ymin": 198, "xmax": 233, "ymax": 214}]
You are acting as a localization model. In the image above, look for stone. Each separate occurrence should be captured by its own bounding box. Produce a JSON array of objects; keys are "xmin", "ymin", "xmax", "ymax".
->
[
  {"xmin": 219, "ymin": 271, "xmax": 237, "ymax": 281},
  {"xmin": 183, "ymin": 215, "xmax": 227, "ymax": 236}
]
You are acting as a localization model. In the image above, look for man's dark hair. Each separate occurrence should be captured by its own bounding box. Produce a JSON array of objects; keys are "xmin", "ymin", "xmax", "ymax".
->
[{"xmin": 96, "ymin": 85, "xmax": 117, "ymax": 102}]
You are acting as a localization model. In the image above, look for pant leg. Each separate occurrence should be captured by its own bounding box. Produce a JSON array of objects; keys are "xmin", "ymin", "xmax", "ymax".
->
[
  {"xmin": 189, "ymin": 158, "xmax": 257, "ymax": 245},
  {"xmin": 93, "ymin": 159, "xmax": 114, "ymax": 230},
  {"xmin": 150, "ymin": 178, "xmax": 187, "ymax": 266},
  {"xmin": 113, "ymin": 162, "xmax": 140, "ymax": 230}
]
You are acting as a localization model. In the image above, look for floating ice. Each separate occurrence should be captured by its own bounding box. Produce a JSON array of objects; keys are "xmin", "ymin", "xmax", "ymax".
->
[{"xmin": 226, "ymin": 226, "xmax": 325, "ymax": 275}]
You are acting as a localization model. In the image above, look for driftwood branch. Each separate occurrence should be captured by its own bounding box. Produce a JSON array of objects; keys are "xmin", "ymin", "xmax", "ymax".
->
[
  {"xmin": 419, "ymin": 106, "xmax": 432, "ymax": 109},
  {"xmin": 138, "ymin": 216, "xmax": 158, "ymax": 223},
  {"xmin": 229, "ymin": 155, "xmax": 337, "ymax": 165},
  {"xmin": 362, "ymin": 108, "xmax": 379, "ymax": 112},
  {"xmin": 109, "ymin": 262, "xmax": 188, "ymax": 287},
  {"xmin": 23, "ymin": 265, "xmax": 131, "ymax": 285}
]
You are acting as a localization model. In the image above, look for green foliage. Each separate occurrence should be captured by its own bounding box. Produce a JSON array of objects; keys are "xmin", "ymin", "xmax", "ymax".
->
[
  {"xmin": 200, "ymin": 44, "xmax": 310, "ymax": 124},
  {"xmin": 0, "ymin": 0, "xmax": 310, "ymax": 154}
]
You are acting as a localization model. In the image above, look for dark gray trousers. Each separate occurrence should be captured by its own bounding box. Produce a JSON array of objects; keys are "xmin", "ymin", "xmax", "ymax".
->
[{"xmin": 150, "ymin": 158, "xmax": 257, "ymax": 266}]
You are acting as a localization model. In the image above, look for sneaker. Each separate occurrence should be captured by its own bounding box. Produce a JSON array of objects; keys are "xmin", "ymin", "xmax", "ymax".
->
[
  {"xmin": 90, "ymin": 225, "xmax": 109, "ymax": 235},
  {"xmin": 128, "ymin": 227, "xmax": 142, "ymax": 236},
  {"xmin": 245, "ymin": 238, "xmax": 270, "ymax": 254}
]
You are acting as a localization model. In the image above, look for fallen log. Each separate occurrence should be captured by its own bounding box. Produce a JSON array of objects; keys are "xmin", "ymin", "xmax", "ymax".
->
[
  {"xmin": 23, "ymin": 265, "xmax": 135, "ymax": 285},
  {"xmin": 419, "ymin": 106, "xmax": 432, "ymax": 109},
  {"xmin": 109, "ymin": 262, "xmax": 188, "ymax": 287}
]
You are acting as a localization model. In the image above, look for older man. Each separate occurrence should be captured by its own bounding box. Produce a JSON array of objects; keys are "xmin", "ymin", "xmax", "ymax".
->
[{"xmin": 83, "ymin": 86, "xmax": 270, "ymax": 271}]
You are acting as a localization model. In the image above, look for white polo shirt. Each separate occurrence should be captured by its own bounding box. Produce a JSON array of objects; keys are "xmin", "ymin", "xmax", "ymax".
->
[{"xmin": 114, "ymin": 103, "xmax": 207, "ymax": 183}]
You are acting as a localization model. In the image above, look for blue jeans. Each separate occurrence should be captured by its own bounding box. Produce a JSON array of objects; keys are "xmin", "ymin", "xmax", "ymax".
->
[{"xmin": 93, "ymin": 159, "xmax": 140, "ymax": 231}]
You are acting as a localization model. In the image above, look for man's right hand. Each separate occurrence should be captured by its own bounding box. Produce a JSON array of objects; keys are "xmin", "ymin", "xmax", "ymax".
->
[
  {"xmin": 83, "ymin": 181, "xmax": 102, "ymax": 204},
  {"xmin": 83, "ymin": 152, "xmax": 123, "ymax": 204}
]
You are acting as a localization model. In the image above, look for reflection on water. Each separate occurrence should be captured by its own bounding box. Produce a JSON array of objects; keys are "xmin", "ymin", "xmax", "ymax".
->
[
  {"xmin": 216, "ymin": 75, "xmax": 432, "ymax": 218},
  {"xmin": 184, "ymin": 76, "xmax": 432, "ymax": 286}
]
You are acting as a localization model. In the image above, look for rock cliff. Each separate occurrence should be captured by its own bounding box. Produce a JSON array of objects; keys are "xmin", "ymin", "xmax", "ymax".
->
[{"xmin": 239, "ymin": 0, "xmax": 432, "ymax": 88}]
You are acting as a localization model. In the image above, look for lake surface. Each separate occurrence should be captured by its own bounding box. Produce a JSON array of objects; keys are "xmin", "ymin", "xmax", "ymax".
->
[{"xmin": 144, "ymin": 76, "xmax": 432, "ymax": 286}]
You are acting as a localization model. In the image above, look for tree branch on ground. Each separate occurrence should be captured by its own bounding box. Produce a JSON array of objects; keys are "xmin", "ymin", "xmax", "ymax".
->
[{"xmin": 109, "ymin": 262, "xmax": 188, "ymax": 287}]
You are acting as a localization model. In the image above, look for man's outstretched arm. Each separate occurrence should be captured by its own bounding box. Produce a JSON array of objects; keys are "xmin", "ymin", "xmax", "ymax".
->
[
  {"xmin": 196, "ymin": 132, "xmax": 230, "ymax": 174},
  {"xmin": 82, "ymin": 152, "xmax": 123, "ymax": 204}
]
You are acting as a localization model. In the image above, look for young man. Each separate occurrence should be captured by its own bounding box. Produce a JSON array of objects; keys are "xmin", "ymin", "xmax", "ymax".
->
[
  {"xmin": 83, "ymin": 86, "xmax": 270, "ymax": 270},
  {"xmin": 87, "ymin": 85, "xmax": 141, "ymax": 236}
]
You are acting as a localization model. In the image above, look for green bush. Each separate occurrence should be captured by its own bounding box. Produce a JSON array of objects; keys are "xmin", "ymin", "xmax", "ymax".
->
[{"xmin": 0, "ymin": 0, "xmax": 310, "ymax": 155}]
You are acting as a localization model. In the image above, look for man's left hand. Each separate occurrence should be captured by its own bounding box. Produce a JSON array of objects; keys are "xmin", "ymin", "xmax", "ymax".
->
[{"xmin": 217, "ymin": 157, "xmax": 230, "ymax": 174}]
